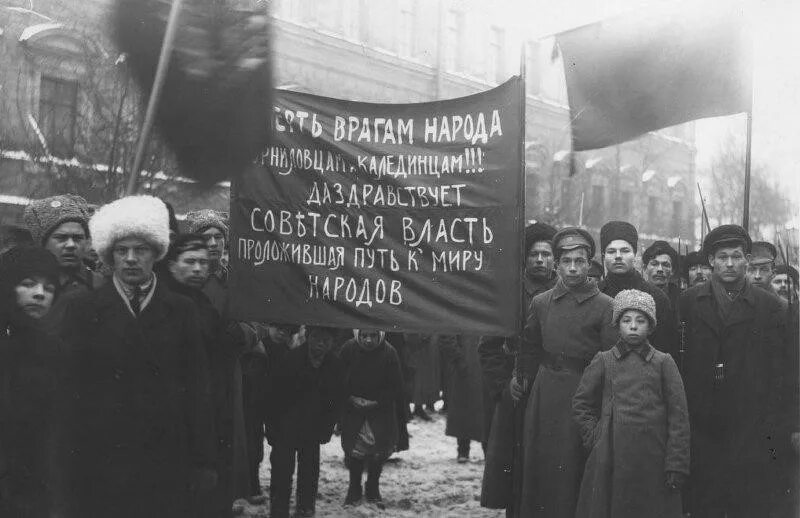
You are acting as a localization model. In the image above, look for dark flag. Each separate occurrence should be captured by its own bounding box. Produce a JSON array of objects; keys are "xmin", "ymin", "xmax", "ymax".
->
[{"xmin": 557, "ymin": 4, "xmax": 752, "ymax": 152}]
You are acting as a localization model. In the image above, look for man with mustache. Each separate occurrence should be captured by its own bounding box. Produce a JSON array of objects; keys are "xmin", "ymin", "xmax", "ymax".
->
[
  {"xmin": 642, "ymin": 240, "xmax": 680, "ymax": 306},
  {"xmin": 679, "ymin": 224, "xmax": 791, "ymax": 517},
  {"xmin": 684, "ymin": 251, "xmax": 712, "ymax": 288},
  {"xmin": 772, "ymin": 264, "xmax": 798, "ymax": 304},
  {"xmin": 598, "ymin": 221, "xmax": 678, "ymax": 359},
  {"xmin": 23, "ymin": 195, "xmax": 105, "ymax": 333}
]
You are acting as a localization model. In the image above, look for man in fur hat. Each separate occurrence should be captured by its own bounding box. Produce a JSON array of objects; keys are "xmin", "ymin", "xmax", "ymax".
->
[
  {"xmin": 478, "ymin": 221, "xmax": 558, "ymax": 516},
  {"xmin": 60, "ymin": 195, "xmax": 216, "ymax": 517},
  {"xmin": 186, "ymin": 209, "xmax": 230, "ymax": 316},
  {"xmin": 598, "ymin": 221, "xmax": 678, "ymax": 358},
  {"xmin": 679, "ymin": 224, "xmax": 790, "ymax": 517},
  {"xmin": 23, "ymin": 194, "xmax": 105, "ymax": 333},
  {"xmin": 685, "ymin": 251, "xmax": 712, "ymax": 288}
]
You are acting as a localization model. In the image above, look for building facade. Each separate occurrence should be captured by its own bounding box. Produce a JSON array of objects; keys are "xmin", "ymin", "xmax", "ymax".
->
[{"xmin": 0, "ymin": 0, "xmax": 697, "ymax": 248}]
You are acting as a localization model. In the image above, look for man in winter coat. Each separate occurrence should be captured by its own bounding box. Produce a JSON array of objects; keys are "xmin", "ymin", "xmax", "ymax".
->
[
  {"xmin": 23, "ymin": 194, "xmax": 105, "ymax": 334},
  {"xmin": 745, "ymin": 241, "xmax": 778, "ymax": 292},
  {"xmin": 479, "ymin": 221, "xmax": 557, "ymax": 516},
  {"xmin": 642, "ymin": 240, "xmax": 680, "ymax": 307},
  {"xmin": 599, "ymin": 221, "xmax": 678, "ymax": 358},
  {"xmin": 680, "ymin": 224, "xmax": 790, "ymax": 517},
  {"xmin": 684, "ymin": 251, "xmax": 712, "ymax": 288},
  {"xmin": 266, "ymin": 325, "xmax": 345, "ymax": 518},
  {"xmin": 185, "ymin": 209, "xmax": 230, "ymax": 316},
  {"xmin": 165, "ymin": 234, "xmax": 251, "ymax": 516},
  {"xmin": 517, "ymin": 227, "xmax": 617, "ymax": 518},
  {"xmin": 60, "ymin": 196, "xmax": 216, "ymax": 518}
]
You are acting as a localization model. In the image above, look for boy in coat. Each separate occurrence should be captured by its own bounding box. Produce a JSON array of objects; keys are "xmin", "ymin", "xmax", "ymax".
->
[
  {"xmin": 266, "ymin": 325, "xmax": 345, "ymax": 518},
  {"xmin": 573, "ymin": 289, "xmax": 689, "ymax": 518}
]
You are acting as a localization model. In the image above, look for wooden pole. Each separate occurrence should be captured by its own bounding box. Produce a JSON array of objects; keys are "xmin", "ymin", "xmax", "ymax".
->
[
  {"xmin": 742, "ymin": 110, "xmax": 753, "ymax": 231},
  {"xmin": 517, "ymin": 42, "xmax": 527, "ymax": 338},
  {"xmin": 697, "ymin": 182, "xmax": 712, "ymax": 235},
  {"xmin": 126, "ymin": 0, "xmax": 185, "ymax": 195}
]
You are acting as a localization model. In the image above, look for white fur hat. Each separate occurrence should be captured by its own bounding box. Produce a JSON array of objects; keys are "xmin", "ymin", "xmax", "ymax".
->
[{"xmin": 90, "ymin": 196, "xmax": 170, "ymax": 262}]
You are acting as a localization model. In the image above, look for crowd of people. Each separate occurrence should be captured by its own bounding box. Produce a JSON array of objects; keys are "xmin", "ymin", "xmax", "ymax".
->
[{"xmin": 0, "ymin": 192, "xmax": 796, "ymax": 517}]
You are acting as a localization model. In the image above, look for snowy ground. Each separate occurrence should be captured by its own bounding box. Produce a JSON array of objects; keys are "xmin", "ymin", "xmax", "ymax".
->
[{"xmin": 238, "ymin": 408, "xmax": 505, "ymax": 517}]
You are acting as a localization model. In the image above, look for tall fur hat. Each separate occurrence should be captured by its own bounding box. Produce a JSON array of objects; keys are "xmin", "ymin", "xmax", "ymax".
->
[
  {"xmin": 23, "ymin": 194, "xmax": 91, "ymax": 245},
  {"xmin": 642, "ymin": 240, "xmax": 679, "ymax": 268},
  {"xmin": 185, "ymin": 209, "xmax": 229, "ymax": 240},
  {"xmin": 524, "ymin": 222, "xmax": 558, "ymax": 254},
  {"xmin": 612, "ymin": 289, "xmax": 657, "ymax": 328},
  {"xmin": 89, "ymin": 196, "xmax": 171, "ymax": 262},
  {"xmin": 600, "ymin": 220, "xmax": 638, "ymax": 254}
]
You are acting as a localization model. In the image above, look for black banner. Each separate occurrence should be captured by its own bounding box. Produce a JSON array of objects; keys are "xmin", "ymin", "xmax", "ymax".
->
[{"xmin": 229, "ymin": 77, "xmax": 524, "ymax": 335}]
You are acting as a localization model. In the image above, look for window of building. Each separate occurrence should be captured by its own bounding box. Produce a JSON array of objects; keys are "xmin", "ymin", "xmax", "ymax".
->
[
  {"xmin": 39, "ymin": 76, "xmax": 78, "ymax": 157},
  {"xmin": 620, "ymin": 191, "xmax": 632, "ymax": 219},
  {"xmin": 488, "ymin": 26, "xmax": 505, "ymax": 83},
  {"xmin": 526, "ymin": 40, "xmax": 540, "ymax": 96},
  {"xmin": 398, "ymin": 0, "xmax": 416, "ymax": 57},
  {"xmin": 445, "ymin": 9, "xmax": 464, "ymax": 71}
]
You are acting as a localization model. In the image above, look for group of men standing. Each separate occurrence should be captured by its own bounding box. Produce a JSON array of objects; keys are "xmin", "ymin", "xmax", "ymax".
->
[{"xmin": 480, "ymin": 220, "xmax": 798, "ymax": 518}]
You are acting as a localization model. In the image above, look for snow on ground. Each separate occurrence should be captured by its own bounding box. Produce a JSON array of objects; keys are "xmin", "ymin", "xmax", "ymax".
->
[{"xmin": 239, "ymin": 409, "xmax": 505, "ymax": 517}]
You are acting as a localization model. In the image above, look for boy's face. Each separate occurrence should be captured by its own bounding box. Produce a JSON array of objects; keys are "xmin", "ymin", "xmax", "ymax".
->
[{"xmin": 618, "ymin": 309, "xmax": 650, "ymax": 346}]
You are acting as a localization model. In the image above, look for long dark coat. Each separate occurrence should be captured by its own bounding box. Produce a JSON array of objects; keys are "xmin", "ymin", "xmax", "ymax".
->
[
  {"xmin": 61, "ymin": 279, "xmax": 215, "ymax": 517},
  {"xmin": 0, "ymin": 318, "xmax": 64, "ymax": 518},
  {"xmin": 265, "ymin": 342, "xmax": 345, "ymax": 447},
  {"xmin": 480, "ymin": 274, "xmax": 555, "ymax": 513},
  {"xmin": 339, "ymin": 338, "xmax": 403, "ymax": 459},
  {"xmin": 440, "ymin": 334, "xmax": 485, "ymax": 442},
  {"xmin": 166, "ymin": 278, "xmax": 251, "ymax": 513},
  {"xmin": 573, "ymin": 342, "xmax": 689, "ymax": 518},
  {"xmin": 518, "ymin": 279, "xmax": 616, "ymax": 518},
  {"xmin": 679, "ymin": 279, "xmax": 789, "ymax": 516},
  {"xmin": 404, "ymin": 333, "xmax": 441, "ymax": 405}
]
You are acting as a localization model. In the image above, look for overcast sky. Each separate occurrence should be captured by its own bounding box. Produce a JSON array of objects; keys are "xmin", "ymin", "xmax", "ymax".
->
[{"xmin": 507, "ymin": 0, "xmax": 799, "ymax": 207}]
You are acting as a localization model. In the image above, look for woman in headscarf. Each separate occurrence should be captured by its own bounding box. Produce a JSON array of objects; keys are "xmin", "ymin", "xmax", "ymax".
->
[
  {"xmin": 0, "ymin": 245, "xmax": 64, "ymax": 517},
  {"xmin": 338, "ymin": 329, "xmax": 403, "ymax": 509}
]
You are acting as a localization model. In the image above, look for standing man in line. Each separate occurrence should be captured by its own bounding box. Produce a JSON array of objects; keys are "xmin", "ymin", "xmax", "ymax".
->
[
  {"xmin": 680, "ymin": 225, "xmax": 790, "ymax": 517},
  {"xmin": 685, "ymin": 251, "xmax": 713, "ymax": 288},
  {"xmin": 23, "ymin": 194, "xmax": 105, "ymax": 333},
  {"xmin": 599, "ymin": 221, "xmax": 678, "ymax": 358},
  {"xmin": 186, "ymin": 209, "xmax": 230, "ymax": 316},
  {"xmin": 479, "ymin": 222, "xmax": 558, "ymax": 517},
  {"xmin": 61, "ymin": 195, "xmax": 216, "ymax": 517},
  {"xmin": 517, "ymin": 227, "xmax": 616, "ymax": 518},
  {"xmin": 745, "ymin": 241, "xmax": 778, "ymax": 293}
]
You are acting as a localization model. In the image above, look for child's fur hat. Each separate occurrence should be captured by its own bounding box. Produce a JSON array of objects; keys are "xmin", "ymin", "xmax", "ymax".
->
[{"xmin": 612, "ymin": 289, "xmax": 657, "ymax": 328}]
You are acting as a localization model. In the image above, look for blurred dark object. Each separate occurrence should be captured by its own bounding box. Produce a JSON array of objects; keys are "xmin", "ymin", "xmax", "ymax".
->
[
  {"xmin": 0, "ymin": 225, "xmax": 34, "ymax": 255},
  {"xmin": 112, "ymin": 0, "xmax": 273, "ymax": 186}
]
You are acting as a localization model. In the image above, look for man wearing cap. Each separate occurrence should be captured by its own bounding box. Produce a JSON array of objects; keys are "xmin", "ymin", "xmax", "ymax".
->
[
  {"xmin": 598, "ymin": 221, "xmax": 678, "ymax": 359},
  {"xmin": 772, "ymin": 264, "xmax": 799, "ymax": 304},
  {"xmin": 60, "ymin": 196, "xmax": 216, "ymax": 517},
  {"xmin": 479, "ymin": 222, "xmax": 558, "ymax": 516},
  {"xmin": 23, "ymin": 194, "xmax": 105, "ymax": 333},
  {"xmin": 679, "ymin": 224, "xmax": 790, "ymax": 517},
  {"xmin": 642, "ymin": 240, "xmax": 681, "ymax": 308},
  {"xmin": 186, "ymin": 209, "xmax": 230, "ymax": 315},
  {"xmin": 685, "ymin": 251, "xmax": 712, "ymax": 288},
  {"xmin": 746, "ymin": 241, "xmax": 778, "ymax": 292},
  {"xmin": 517, "ymin": 227, "xmax": 616, "ymax": 518}
]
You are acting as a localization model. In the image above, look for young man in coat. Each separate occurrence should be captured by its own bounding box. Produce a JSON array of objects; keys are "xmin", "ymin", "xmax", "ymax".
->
[
  {"xmin": 185, "ymin": 209, "xmax": 230, "ymax": 316},
  {"xmin": 745, "ymin": 241, "xmax": 778, "ymax": 292},
  {"xmin": 266, "ymin": 325, "xmax": 345, "ymax": 518},
  {"xmin": 60, "ymin": 196, "xmax": 216, "ymax": 518},
  {"xmin": 479, "ymin": 221, "xmax": 557, "ymax": 516},
  {"xmin": 599, "ymin": 221, "xmax": 678, "ymax": 359},
  {"xmin": 517, "ymin": 227, "xmax": 617, "ymax": 518},
  {"xmin": 680, "ymin": 224, "xmax": 790, "ymax": 517},
  {"xmin": 23, "ymin": 194, "xmax": 105, "ymax": 334}
]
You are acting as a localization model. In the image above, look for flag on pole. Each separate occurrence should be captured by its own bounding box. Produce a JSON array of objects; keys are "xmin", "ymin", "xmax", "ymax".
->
[{"xmin": 556, "ymin": 3, "xmax": 752, "ymax": 152}]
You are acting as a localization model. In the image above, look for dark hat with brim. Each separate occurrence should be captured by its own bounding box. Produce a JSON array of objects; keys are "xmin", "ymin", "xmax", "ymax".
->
[
  {"xmin": 553, "ymin": 227, "xmax": 595, "ymax": 258},
  {"xmin": 775, "ymin": 264, "xmax": 799, "ymax": 285},
  {"xmin": 642, "ymin": 240, "xmax": 679, "ymax": 269},
  {"xmin": 683, "ymin": 251, "xmax": 710, "ymax": 275},
  {"xmin": 702, "ymin": 224, "xmax": 752, "ymax": 257},
  {"xmin": 749, "ymin": 241, "xmax": 777, "ymax": 265},
  {"xmin": 600, "ymin": 221, "xmax": 638, "ymax": 254}
]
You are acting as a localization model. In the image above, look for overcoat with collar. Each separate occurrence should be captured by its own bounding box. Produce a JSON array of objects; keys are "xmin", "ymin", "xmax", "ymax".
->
[
  {"xmin": 518, "ymin": 278, "xmax": 616, "ymax": 518},
  {"xmin": 572, "ymin": 342, "xmax": 689, "ymax": 518},
  {"xmin": 60, "ymin": 278, "xmax": 215, "ymax": 517},
  {"xmin": 679, "ymin": 278, "xmax": 789, "ymax": 515}
]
